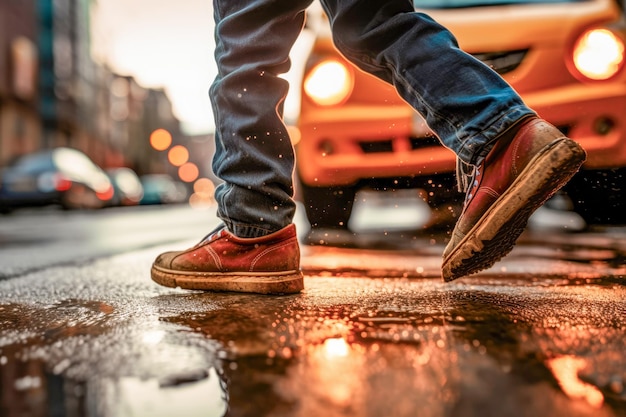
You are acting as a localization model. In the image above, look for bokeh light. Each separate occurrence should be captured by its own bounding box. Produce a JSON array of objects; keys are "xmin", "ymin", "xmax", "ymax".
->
[
  {"xmin": 178, "ymin": 162, "xmax": 199, "ymax": 183},
  {"xmin": 168, "ymin": 145, "xmax": 189, "ymax": 167},
  {"xmin": 189, "ymin": 178, "xmax": 216, "ymax": 208},
  {"xmin": 149, "ymin": 128, "xmax": 172, "ymax": 151},
  {"xmin": 194, "ymin": 177, "xmax": 215, "ymax": 194}
]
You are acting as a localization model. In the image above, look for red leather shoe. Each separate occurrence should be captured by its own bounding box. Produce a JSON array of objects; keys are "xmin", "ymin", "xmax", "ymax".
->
[
  {"xmin": 151, "ymin": 224, "xmax": 304, "ymax": 294},
  {"xmin": 442, "ymin": 117, "xmax": 586, "ymax": 282}
]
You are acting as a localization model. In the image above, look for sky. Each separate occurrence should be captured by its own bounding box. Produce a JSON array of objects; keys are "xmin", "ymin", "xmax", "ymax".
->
[
  {"xmin": 91, "ymin": 0, "xmax": 217, "ymax": 134},
  {"xmin": 91, "ymin": 0, "xmax": 315, "ymax": 135}
]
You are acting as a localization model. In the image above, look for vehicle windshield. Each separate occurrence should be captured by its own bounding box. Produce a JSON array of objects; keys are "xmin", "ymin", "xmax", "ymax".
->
[
  {"xmin": 414, "ymin": 0, "xmax": 589, "ymax": 8},
  {"xmin": 8, "ymin": 153, "xmax": 55, "ymax": 174}
]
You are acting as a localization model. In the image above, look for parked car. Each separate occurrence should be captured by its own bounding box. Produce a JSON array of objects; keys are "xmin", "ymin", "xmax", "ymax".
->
[
  {"xmin": 294, "ymin": 0, "xmax": 626, "ymax": 230},
  {"xmin": 106, "ymin": 167, "xmax": 144, "ymax": 206},
  {"xmin": 139, "ymin": 174, "xmax": 188, "ymax": 205},
  {"xmin": 0, "ymin": 147, "xmax": 114, "ymax": 212}
]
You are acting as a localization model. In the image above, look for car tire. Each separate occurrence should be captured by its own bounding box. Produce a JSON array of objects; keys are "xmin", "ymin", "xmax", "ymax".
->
[{"xmin": 565, "ymin": 167, "xmax": 626, "ymax": 225}]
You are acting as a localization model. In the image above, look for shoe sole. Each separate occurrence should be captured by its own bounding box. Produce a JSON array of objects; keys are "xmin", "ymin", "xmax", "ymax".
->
[
  {"xmin": 442, "ymin": 137, "xmax": 586, "ymax": 282},
  {"xmin": 151, "ymin": 265, "xmax": 304, "ymax": 295}
]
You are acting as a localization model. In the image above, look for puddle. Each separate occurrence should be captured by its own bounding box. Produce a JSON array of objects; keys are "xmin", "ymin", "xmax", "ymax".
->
[
  {"xmin": 0, "ymin": 355, "xmax": 226, "ymax": 417},
  {"xmin": 1, "ymin": 278, "xmax": 625, "ymax": 416},
  {"xmin": 93, "ymin": 369, "xmax": 227, "ymax": 417}
]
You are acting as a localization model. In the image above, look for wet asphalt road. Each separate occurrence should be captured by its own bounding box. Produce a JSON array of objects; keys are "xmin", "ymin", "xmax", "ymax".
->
[{"xmin": 0, "ymin": 204, "xmax": 625, "ymax": 417}]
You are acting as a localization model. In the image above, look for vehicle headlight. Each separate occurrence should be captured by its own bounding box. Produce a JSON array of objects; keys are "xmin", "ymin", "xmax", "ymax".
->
[
  {"xmin": 303, "ymin": 58, "xmax": 354, "ymax": 106},
  {"xmin": 572, "ymin": 28, "xmax": 625, "ymax": 80}
]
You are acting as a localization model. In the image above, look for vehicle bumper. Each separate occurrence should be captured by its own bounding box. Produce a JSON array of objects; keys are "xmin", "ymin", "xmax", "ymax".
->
[
  {"xmin": 524, "ymin": 82, "xmax": 626, "ymax": 170},
  {"xmin": 296, "ymin": 82, "xmax": 626, "ymax": 187},
  {"xmin": 296, "ymin": 105, "xmax": 455, "ymax": 186}
]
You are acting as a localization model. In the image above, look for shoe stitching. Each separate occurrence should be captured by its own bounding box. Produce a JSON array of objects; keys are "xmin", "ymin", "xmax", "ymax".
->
[
  {"xmin": 478, "ymin": 186, "xmax": 500, "ymax": 200},
  {"xmin": 511, "ymin": 131, "xmax": 523, "ymax": 177},
  {"xmin": 249, "ymin": 238, "xmax": 297, "ymax": 272},
  {"xmin": 192, "ymin": 228, "xmax": 227, "ymax": 271},
  {"xmin": 202, "ymin": 243, "xmax": 224, "ymax": 271}
]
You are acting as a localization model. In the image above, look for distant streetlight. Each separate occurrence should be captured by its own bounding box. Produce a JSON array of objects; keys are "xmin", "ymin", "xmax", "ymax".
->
[
  {"xmin": 149, "ymin": 128, "xmax": 172, "ymax": 151},
  {"xmin": 189, "ymin": 177, "xmax": 216, "ymax": 208},
  {"xmin": 194, "ymin": 178, "xmax": 215, "ymax": 194},
  {"xmin": 178, "ymin": 162, "xmax": 199, "ymax": 183},
  {"xmin": 167, "ymin": 145, "xmax": 189, "ymax": 166}
]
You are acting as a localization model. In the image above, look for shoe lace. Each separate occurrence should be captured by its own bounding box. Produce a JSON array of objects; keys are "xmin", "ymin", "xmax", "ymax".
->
[
  {"xmin": 464, "ymin": 165, "xmax": 483, "ymax": 207},
  {"xmin": 200, "ymin": 224, "xmax": 227, "ymax": 244}
]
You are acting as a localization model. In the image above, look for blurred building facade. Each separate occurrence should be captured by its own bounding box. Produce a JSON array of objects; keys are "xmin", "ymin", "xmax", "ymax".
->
[
  {"xmin": 0, "ymin": 0, "xmax": 41, "ymax": 163},
  {"xmin": 0, "ymin": 0, "xmax": 188, "ymax": 178}
]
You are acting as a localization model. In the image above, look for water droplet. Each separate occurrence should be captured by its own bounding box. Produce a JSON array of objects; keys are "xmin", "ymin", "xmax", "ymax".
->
[{"xmin": 609, "ymin": 378, "xmax": 624, "ymax": 394}]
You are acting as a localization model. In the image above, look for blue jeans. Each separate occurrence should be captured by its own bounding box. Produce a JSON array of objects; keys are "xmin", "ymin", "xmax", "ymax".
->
[{"xmin": 210, "ymin": 0, "xmax": 535, "ymax": 238}]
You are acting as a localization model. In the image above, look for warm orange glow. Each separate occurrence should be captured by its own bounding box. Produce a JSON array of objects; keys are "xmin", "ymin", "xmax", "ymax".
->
[
  {"xmin": 304, "ymin": 59, "xmax": 354, "ymax": 106},
  {"xmin": 546, "ymin": 356, "xmax": 604, "ymax": 408},
  {"xmin": 573, "ymin": 29, "xmax": 624, "ymax": 80},
  {"xmin": 96, "ymin": 185, "xmax": 115, "ymax": 201},
  {"xmin": 322, "ymin": 337, "xmax": 350, "ymax": 359},
  {"xmin": 53, "ymin": 174, "xmax": 72, "ymax": 192},
  {"xmin": 307, "ymin": 335, "xmax": 361, "ymax": 408},
  {"xmin": 149, "ymin": 128, "xmax": 172, "ymax": 151},
  {"xmin": 189, "ymin": 192, "xmax": 214, "ymax": 208},
  {"xmin": 168, "ymin": 145, "xmax": 189, "ymax": 167},
  {"xmin": 286, "ymin": 125, "xmax": 301, "ymax": 146},
  {"xmin": 189, "ymin": 178, "xmax": 215, "ymax": 207},
  {"xmin": 178, "ymin": 162, "xmax": 199, "ymax": 182},
  {"xmin": 193, "ymin": 177, "xmax": 215, "ymax": 194}
]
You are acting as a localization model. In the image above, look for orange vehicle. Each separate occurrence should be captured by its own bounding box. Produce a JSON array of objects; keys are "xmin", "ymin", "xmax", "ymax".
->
[{"xmin": 293, "ymin": 0, "xmax": 626, "ymax": 233}]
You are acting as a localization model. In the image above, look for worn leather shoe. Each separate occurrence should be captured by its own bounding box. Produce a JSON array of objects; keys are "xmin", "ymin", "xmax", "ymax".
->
[
  {"xmin": 442, "ymin": 117, "xmax": 586, "ymax": 282},
  {"xmin": 151, "ymin": 224, "xmax": 304, "ymax": 294}
]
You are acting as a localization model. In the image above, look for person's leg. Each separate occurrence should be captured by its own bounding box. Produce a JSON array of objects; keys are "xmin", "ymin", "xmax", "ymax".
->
[
  {"xmin": 151, "ymin": 0, "xmax": 312, "ymax": 294},
  {"xmin": 320, "ymin": 0, "xmax": 535, "ymax": 174},
  {"xmin": 320, "ymin": 0, "xmax": 585, "ymax": 280},
  {"xmin": 211, "ymin": 0, "xmax": 312, "ymax": 238}
]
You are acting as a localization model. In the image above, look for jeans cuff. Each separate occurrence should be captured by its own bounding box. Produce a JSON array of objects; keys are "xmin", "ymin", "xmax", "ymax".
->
[{"xmin": 223, "ymin": 220, "xmax": 279, "ymax": 238}]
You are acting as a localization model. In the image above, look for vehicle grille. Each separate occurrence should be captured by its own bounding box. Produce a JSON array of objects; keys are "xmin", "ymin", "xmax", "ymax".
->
[
  {"xmin": 359, "ymin": 140, "xmax": 394, "ymax": 153},
  {"xmin": 472, "ymin": 49, "xmax": 528, "ymax": 75},
  {"xmin": 409, "ymin": 135, "xmax": 441, "ymax": 150},
  {"xmin": 358, "ymin": 135, "xmax": 441, "ymax": 153}
]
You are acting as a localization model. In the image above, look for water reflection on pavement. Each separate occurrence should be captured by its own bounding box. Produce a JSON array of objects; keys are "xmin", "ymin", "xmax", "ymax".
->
[
  {"xmin": 161, "ymin": 278, "xmax": 626, "ymax": 417},
  {"xmin": 0, "ymin": 230, "xmax": 625, "ymax": 417}
]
